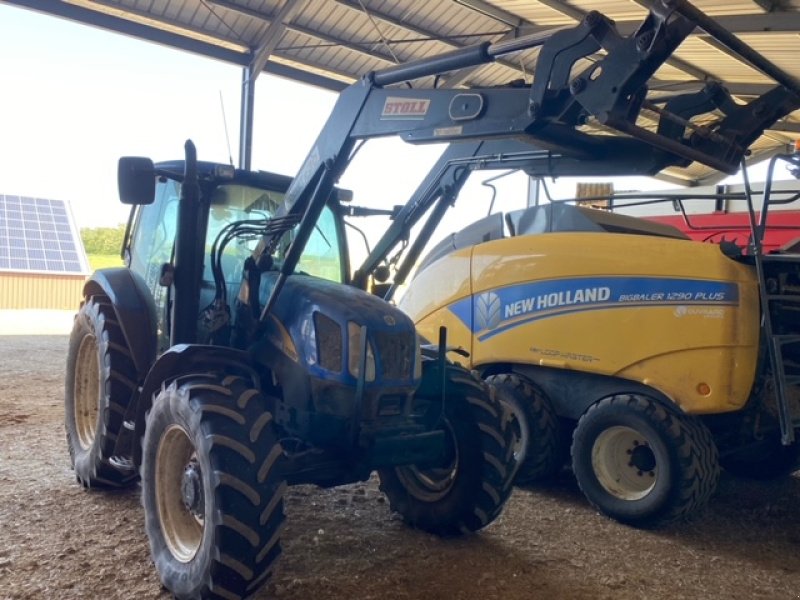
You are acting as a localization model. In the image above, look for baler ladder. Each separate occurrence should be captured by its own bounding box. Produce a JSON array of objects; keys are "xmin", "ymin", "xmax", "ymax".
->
[{"xmin": 743, "ymin": 153, "xmax": 800, "ymax": 444}]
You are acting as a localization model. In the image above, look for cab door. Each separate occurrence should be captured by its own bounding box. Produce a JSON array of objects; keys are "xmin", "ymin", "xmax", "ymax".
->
[{"xmin": 127, "ymin": 178, "xmax": 180, "ymax": 352}]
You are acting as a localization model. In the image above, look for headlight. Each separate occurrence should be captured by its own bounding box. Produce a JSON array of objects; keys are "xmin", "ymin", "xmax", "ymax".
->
[{"xmin": 348, "ymin": 321, "xmax": 376, "ymax": 382}]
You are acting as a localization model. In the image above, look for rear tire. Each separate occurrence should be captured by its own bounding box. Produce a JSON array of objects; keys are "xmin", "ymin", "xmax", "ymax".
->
[
  {"xmin": 378, "ymin": 364, "xmax": 519, "ymax": 535},
  {"xmin": 64, "ymin": 297, "xmax": 138, "ymax": 488},
  {"xmin": 571, "ymin": 394, "xmax": 719, "ymax": 527},
  {"xmin": 141, "ymin": 375, "xmax": 286, "ymax": 600},
  {"xmin": 486, "ymin": 373, "xmax": 564, "ymax": 483}
]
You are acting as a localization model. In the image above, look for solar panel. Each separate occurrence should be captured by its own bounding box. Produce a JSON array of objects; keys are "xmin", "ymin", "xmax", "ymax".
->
[{"xmin": 0, "ymin": 194, "xmax": 89, "ymax": 275}]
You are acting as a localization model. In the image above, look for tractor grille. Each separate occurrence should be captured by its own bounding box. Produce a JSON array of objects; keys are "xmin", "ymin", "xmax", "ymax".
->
[
  {"xmin": 314, "ymin": 312, "xmax": 343, "ymax": 373},
  {"xmin": 374, "ymin": 331, "xmax": 413, "ymax": 380}
]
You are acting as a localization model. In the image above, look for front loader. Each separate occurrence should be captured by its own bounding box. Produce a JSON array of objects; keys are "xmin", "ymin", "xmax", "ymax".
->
[{"xmin": 330, "ymin": 0, "xmax": 800, "ymax": 528}]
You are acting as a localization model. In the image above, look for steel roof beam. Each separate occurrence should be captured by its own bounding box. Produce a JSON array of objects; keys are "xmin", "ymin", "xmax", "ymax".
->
[
  {"xmin": 204, "ymin": 2, "xmax": 312, "ymax": 78},
  {"xmin": 649, "ymin": 80, "xmax": 780, "ymax": 95},
  {"xmin": 452, "ymin": 0, "xmax": 527, "ymax": 28},
  {"xmin": 615, "ymin": 8, "xmax": 800, "ymax": 35},
  {"xmin": 768, "ymin": 121, "xmax": 800, "ymax": 133},
  {"xmin": 334, "ymin": 0, "xmax": 524, "ymax": 81},
  {"xmin": 526, "ymin": 0, "xmax": 584, "ymax": 23},
  {"xmin": 211, "ymin": 1, "xmax": 398, "ymax": 66},
  {"xmin": 250, "ymin": 0, "xmax": 306, "ymax": 77},
  {"xmin": 206, "ymin": 0, "xmax": 275, "ymax": 22},
  {"xmin": 748, "ymin": 0, "xmax": 792, "ymax": 13},
  {"xmin": 466, "ymin": 10, "xmax": 800, "ymax": 40},
  {"xmin": 333, "ymin": 0, "xmax": 511, "ymax": 45},
  {"xmin": 519, "ymin": 0, "xmax": 717, "ymax": 83},
  {"xmin": 692, "ymin": 143, "xmax": 795, "ymax": 185},
  {"xmin": 286, "ymin": 22, "xmax": 398, "ymax": 65}
]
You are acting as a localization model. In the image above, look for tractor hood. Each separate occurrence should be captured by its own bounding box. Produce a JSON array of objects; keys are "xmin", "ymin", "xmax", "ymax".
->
[{"xmin": 258, "ymin": 273, "xmax": 419, "ymax": 386}]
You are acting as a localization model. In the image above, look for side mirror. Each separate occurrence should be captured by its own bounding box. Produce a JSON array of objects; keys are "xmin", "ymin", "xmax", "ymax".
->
[
  {"xmin": 118, "ymin": 157, "xmax": 156, "ymax": 205},
  {"xmin": 335, "ymin": 188, "xmax": 354, "ymax": 203}
]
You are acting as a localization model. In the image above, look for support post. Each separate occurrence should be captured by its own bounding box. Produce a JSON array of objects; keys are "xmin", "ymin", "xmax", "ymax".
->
[{"xmin": 239, "ymin": 65, "xmax": 255, "ymax": 170}]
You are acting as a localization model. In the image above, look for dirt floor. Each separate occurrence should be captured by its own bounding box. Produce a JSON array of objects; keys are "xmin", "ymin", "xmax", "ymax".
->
[{"xmin": 1, "ymin": 335, "xmax": 800, "ymax": 600}]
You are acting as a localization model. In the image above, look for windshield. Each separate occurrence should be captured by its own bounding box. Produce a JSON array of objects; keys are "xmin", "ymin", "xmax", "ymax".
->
[
  {"xmin": 127, "ymin": 177, "xmax": 345, "ymax": 352},
  {"xmin": 206, "ymin": 183, "xmax": 343, "ymax": 284}
]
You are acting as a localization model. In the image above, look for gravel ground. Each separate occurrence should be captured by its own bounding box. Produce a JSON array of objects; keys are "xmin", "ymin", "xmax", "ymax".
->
[{"xmin": 2, "ymin": 335, "xmax": 800, "ymax": 599}]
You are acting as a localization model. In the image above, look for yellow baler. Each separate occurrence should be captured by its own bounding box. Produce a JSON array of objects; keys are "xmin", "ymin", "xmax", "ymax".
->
[{"xmin": 399, "ymin": 203, "xmax": 800, "ymax": 526}]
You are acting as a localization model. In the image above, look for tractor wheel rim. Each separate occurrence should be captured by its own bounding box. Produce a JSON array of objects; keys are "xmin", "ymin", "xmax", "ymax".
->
[
  {"xmin": 156, "ymin": 425, "xmax": 204, "ymax": 562},
  {"xmin": 591, "ymin": 425, "xmax": 658, "ymax": 501},
  {"xmin": 74, "ymin": 334, "xmax": 101, "ymax": 450},
  {"xmin": 395, "ymin": 420, "xmax": 458, "ymax": 502},
  {"xmin": 498, "ymin": 395, "xmax": 529, "ymax": 464}
]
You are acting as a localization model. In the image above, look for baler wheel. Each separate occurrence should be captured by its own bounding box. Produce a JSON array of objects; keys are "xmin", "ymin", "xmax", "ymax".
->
[
  {"xmin": 486, "ymin": 373, "xmax": 565, "ymax": 483},
  {"xmin": 571, "ymin": 394, "xmax": 719, "ymax": 527}
]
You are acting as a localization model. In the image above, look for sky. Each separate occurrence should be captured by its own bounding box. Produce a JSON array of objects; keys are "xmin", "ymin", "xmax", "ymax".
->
[
  {"xmin": 0, "ymin": 5, "xmax": 494, "ymax": 228},
  {"xmin": 0, "ymin": 3, "xmax": 301, "ymax": 228},
  {"xmin": 0, "ymin": 3, "xmax": 793, "ymax": 256}
]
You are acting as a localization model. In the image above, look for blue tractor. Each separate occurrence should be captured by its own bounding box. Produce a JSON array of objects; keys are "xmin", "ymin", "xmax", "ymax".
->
[{"xmin": 64, "ymin": 150, "xmax": 519, "ymax": 599}]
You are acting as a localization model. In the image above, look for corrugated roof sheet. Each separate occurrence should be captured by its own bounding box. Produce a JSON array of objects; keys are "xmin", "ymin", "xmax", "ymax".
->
[
  {"xmin": 10, "ymin": 0, "xmax": 800, "ymax": 185},
  {"xmin": 492, "ymin": 1, "xmax": 577, "ymax": 25}
]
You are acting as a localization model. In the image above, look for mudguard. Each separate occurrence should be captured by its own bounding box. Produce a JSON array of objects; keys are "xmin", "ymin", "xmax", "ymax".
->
[
  {"xmin": 83, "ymin": 268, "xmax": 158, "ymax": 379},
  {"xmin": 132, "ymin": 344, "xmax": 259, "ymax": 467},
  {"xmin": 506, "ymin": 364, "xmax": 676, "ymax": 420}
]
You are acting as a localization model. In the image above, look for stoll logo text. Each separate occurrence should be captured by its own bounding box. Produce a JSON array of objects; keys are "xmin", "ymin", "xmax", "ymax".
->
[{"xmin": 381, "ymin": 97, "xmax": 431, "ymax": 119}]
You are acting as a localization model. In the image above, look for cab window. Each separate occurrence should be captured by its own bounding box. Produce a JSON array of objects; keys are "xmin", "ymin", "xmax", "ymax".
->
[
  {"xmin": 205, "ymin": 184, "xmax": 343, "ymax": 284},
  {"xmin": 128, "ymin": 178, "xmax": 180, "ymax": 350}
]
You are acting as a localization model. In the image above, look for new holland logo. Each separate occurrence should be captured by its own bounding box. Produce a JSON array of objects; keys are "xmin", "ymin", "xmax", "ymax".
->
[
  {"xmin": 381, "ymin": 97, "xmax": 430, "ymax": 119},
  {"xmin": 475, "ymin": 292, "xmax": 502, "ymax": 331}
]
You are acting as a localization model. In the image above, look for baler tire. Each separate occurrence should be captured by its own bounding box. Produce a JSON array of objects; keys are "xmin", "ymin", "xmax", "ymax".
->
[
  {"xmin": 64, "ymin": 296, "xmax": 139, "ymax": 488},
  {"xmin": 486, "ymin": 373, "xmax": 564, "ymax": 483},
  {"xmin": 141, "ymin": 375, "xmax": 286, "ymax": 600},
  {"xmin": 571, "ymin": 394, "xmax": 720, "ymax": 528},
  {"xmin": 378, "ymin": 365, "xmax": 519, "ymax": 535}
]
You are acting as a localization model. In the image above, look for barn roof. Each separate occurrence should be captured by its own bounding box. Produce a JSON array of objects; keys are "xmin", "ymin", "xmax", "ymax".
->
[{"xmin": 5, "ymin": 0, "xmax": 800, "ymax": 185}]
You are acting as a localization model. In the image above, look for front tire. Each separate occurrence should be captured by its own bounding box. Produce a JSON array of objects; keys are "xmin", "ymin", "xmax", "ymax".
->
[
  {"xmin": 378, "ymin": 364, "xmax": 519, "ymax": 535},
  {"xmin": 571, "ymin": 394, "xmax": 719, "ymax": 527},
  {"xmin": 141, "ymin": 375, "xmax": 285, "ymax": 599},
  {"xmin": 64, "ymin": 296, "xmax": 138, "ymax": 488}
]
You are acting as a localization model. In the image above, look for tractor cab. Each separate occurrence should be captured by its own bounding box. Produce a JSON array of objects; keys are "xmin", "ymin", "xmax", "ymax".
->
[{"xmin": 119, "ymin": 159, "xmax": 348, "ymax": 351}]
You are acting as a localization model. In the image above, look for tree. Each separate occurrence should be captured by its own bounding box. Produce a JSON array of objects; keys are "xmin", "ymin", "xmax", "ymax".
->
[{"xmin": 81, "ymin": 224, "xmax": 126, "ymax": 255}]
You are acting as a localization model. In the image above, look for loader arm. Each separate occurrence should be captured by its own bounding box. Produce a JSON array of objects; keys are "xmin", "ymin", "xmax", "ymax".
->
[
  {"xmin": 351, "ymin": 132, "xmax": 687, "ymax": 293},
  {"xmin": 250, "ymin": 0, "xmax": 800, "ymax": 322}
]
